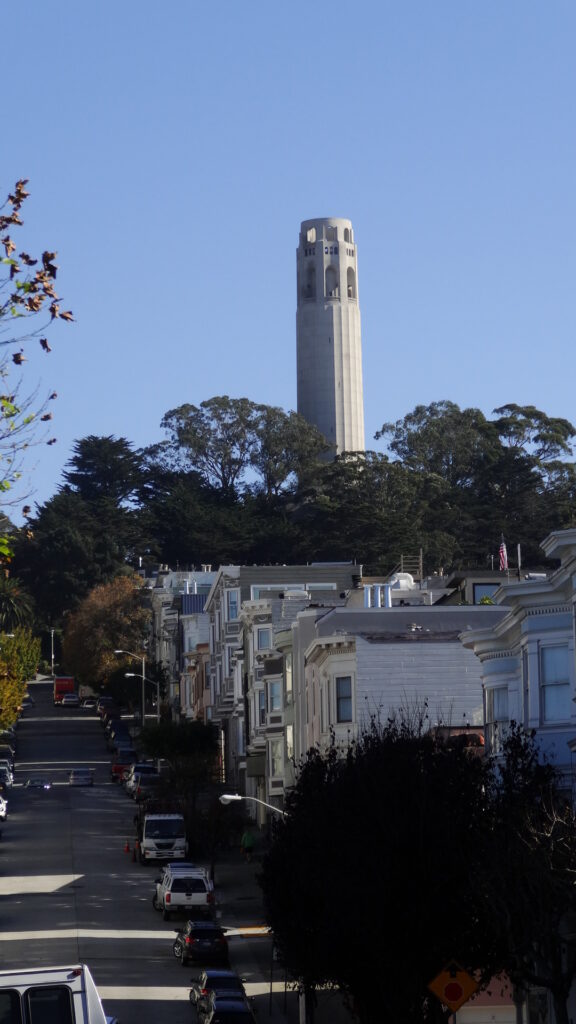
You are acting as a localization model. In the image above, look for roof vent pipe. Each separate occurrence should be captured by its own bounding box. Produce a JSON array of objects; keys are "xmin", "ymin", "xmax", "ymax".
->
[
  {"xmin": 364, "ymin": 586, "xmax": 372, "ymax": 609},
  {"xmin": 383, "ymin": 584, "xmax": 392, "ymax": 608},
  {"xmin": 373, "ymin": 585, "xmax": 381, "ymax": 608}
]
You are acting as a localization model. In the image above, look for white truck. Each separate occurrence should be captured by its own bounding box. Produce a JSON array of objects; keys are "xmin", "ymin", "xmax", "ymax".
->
[
  {"xmin": 137, "ymin": 811, "xmax": 188, "ymax": 863},
  {"xmin": 0, "ymin": 964, "xmax": 110, "ymax": 1024}
]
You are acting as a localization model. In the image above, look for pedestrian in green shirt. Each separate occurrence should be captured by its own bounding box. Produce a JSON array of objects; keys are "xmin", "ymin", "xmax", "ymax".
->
[{"xmin": 240, "ymin": 828, "xmax": 255, "ymax": 862}]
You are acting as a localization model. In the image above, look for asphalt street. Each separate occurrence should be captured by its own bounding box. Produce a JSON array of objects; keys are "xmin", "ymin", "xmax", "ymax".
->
[{"xmin": 0, "ymin": 679, "xmax": 350, "ymax": 1024}]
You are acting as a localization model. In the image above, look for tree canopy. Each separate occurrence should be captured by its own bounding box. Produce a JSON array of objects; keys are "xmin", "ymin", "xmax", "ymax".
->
[
  {"xmin": 11, "ymin": 397, "xmax": 576, "ymax": 635},
  {"xmin": 260, "ymin": 723, "xmax": 576, "ymax": 1024}
]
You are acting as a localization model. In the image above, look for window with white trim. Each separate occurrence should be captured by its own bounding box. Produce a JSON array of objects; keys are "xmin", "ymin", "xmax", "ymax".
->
[
  {"xmin": 258, "ymin": 689, "xmax": 266, "ymax": 726},
  {"xmin": 335, "ymin": 675, "xmax": 352, "ymax": 723},
  {"xmin": 226, "ymin": 589, "xmax": 240, "ymax": 621},
  {"xmin": 540, "ymin": 644, "xmax": 570, "ymax": 723},
  {"xmin": 268, "ymin": 679, "xmax": 282, "ymax": 713},
  {"xmin": 284, "ymin": 651, "xmax": 293, "ymax": 702},
  {"xmin": 257, "ymin": 627, "xmax": 272, "ymax": 650},
  {"xmin": 485, "ymin": 686, "xmax": 509, "ymax": 752},
  {"xmin": 286, "ymin": 724, "xmax": 294, "ymax": 760},
  {"xmin": 269, "ymin": 737, "xmax": 283, "ymax": 777}
]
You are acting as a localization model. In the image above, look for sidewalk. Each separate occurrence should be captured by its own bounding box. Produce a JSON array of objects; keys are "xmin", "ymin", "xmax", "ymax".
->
[{"xmin": 212, "ymin": 849, "xmax": 352, "ymax": 1024}]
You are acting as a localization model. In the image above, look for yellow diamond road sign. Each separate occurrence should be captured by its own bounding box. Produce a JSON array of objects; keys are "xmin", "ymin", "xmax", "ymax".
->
[{"xmin": 428, "ymin": 961, "xmax": 479, "ymax": 1012}]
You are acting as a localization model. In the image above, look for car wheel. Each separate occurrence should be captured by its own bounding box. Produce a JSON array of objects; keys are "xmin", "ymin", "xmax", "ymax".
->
[
  {"xmin": 152, "ymin": 895, "xmax": 160, "ymax": 910},
  {"xmin": 172, "ymin": 940, "xmax": 183, "ymax": 959},
  {"xmin": 162, "ymin": 907, "xmax": 171, "ymax": 921}
]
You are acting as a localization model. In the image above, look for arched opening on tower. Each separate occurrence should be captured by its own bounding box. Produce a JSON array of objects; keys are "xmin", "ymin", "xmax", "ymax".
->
[
  {"xmin": 326, "ymin": 225, "xmax": 337, "ymax": 242},
  {"xmin": 303, "ymin": 264, "xmax": 316, "ymax": 300},
  {"xmin": 325, "ymin": 265, "xmax": 339, "ymax": 298},
  {"xmin": 344, "ymin": 228, "xmax": 351, "ymax": 242},
  {"xmin": 306, "ymin": 227, "xmax": 316, "ymax": 243},
  {"xmin": 347, "ymin": 266, "xmax": 356, "ymax": 299}
]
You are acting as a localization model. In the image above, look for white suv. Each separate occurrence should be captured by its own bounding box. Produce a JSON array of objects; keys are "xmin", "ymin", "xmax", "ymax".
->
[{"xmin": 152, "ymin": 863, "xmax": 214, "ymax": 921}]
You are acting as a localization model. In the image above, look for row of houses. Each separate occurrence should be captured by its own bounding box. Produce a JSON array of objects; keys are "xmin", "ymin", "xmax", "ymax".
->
[{"xmin": 146, "ymin": 527, "xmax": 576, "ymax": 822}]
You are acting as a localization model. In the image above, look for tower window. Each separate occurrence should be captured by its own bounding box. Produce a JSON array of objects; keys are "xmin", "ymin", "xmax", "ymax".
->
[
  {"xmin": 347, "ymin": 266, "xmax": 356, "ymax": 299},
  {"xmin": 325, "ymin": 265, "xmax": 339, "ymax": 297},
  {"xmin": 306, "ymin": 227, "xmax": 316, "ymax": 243},
  {"xmin": 303, "ymin": 264, "xmax": 316, "ymax": 300}
]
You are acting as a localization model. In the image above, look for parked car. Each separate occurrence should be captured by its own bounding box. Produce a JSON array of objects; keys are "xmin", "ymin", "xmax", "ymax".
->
[
  {"xmin": 61, "ymin": 693, "xmax": 80, "ymax": 708},
  {"xmin": 69, "ymin": 768, "xmax": 94, "ymax": 786},
  {"xmin": 172, "ymin": 921, "xmax": 229, "ymax": 966},
  {"xmin": 153, "ymin": 863, "xmax": 214, "ymax": 920},
  {"xmin": 201, "ymin": 996, "xmax": 256, "ymax": 1024},
  {"xmin": 189, "ymin": 970, "xmax": 247, "ymax": 1015},
  {"xmin": 123, "ymin": 763, "xmax": 158, "ymax": 796},
  {"xmin": 110, "ymin": 752, "xmax": 137, "ymax": 783},
  {"xmin": 0, "ymin": 795, "xmax": 7, "ymax": 820},
  {"xmin": 0, "ymin": 760, "xmax": 14, "ymax": 783},
  {"xmin": 132, "ymin": 773, "xmax": 163, "ymax": 802},
  {"xmin": 81, "ymin": 697, "xmax": 98, "ymax": 710},
  {"xmin": 20, "ymin": 695, "xmax": 35, "ymax": 710},
  {"xmin": 0, "ymin": 766, "xmax": 13, "ymax": 789}
]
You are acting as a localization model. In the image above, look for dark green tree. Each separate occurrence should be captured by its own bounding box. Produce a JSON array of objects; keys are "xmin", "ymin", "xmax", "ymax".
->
[
  {"xmin": 0, "ymin": 575, "xmax": 34, "ymax": 630},
  {"xmin": 260, "ymin": 722, "xmax": 499, "ymax": 1024},
  {"xmin": 484, "ymin": 726, "xmax": 576, "ymax": 1024},
  {"xmin": 160, "ymin": 397, "xmax": 262, "ymax": 497},
  {"xmin": 63, "ymin": 435, "xmax": 143, "ymax": 503},
  {"xmin": 12, "ymin": 437, "xmax": 149, "ymax": 626},
  {"xmin": 260, "ymin": 722, "xmax": 576, "ymax": 1024}
]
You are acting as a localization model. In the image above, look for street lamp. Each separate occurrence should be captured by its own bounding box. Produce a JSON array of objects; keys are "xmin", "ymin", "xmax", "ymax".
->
[
  {"xmin": 125, "ymin": 672, "xmax": 160, "ymax": 724},
  {"xmin": 114, "ymin": 649, "xmax": 146, "ymax": 725},
  {"xmin": 219, "ymin": 793, "xmax": 287, "ymax": 817}
]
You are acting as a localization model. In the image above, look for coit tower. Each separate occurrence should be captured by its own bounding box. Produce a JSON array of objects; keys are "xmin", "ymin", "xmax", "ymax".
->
[{"xmin": 296, "ymin": 217, "xmax": 365, "ymax": 455}]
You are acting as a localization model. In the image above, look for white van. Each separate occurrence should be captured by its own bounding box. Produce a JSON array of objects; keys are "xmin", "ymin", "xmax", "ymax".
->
[{"xmin": 0, "ymin": 964, "xmax": 108, "ymax": 1024}]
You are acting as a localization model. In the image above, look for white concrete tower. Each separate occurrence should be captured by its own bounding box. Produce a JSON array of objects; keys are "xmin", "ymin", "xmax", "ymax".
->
[{"xmin": 296, "ymin": 217, "xmax": 365, "ymax": 455}]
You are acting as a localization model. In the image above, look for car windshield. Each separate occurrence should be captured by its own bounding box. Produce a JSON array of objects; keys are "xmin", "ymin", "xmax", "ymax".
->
[{"xmin": 144, "ymin": 820, "xmax": 185, "ymax": 839}]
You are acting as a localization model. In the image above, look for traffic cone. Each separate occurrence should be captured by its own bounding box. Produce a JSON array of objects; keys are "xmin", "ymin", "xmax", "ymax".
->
[{"xmin": 124, "ymin": 839, "xmax": 130, "ymax": 853}]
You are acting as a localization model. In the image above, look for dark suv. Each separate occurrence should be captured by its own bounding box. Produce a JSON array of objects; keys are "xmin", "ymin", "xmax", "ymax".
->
[{"xmin": 172, "ymin": 921, "xmax": 229, "ymax": 966}]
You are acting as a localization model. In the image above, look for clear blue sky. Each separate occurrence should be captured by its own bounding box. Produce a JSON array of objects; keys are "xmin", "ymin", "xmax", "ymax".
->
[{"xmin": 5, "ymin": 0, "xmax": 575, "ymax": 520}]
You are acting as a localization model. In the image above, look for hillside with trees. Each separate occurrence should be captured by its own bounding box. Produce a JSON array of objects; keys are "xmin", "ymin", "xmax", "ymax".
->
[{"xmin": 9, "ymin": 397, "xmax": 576, "ymax": 630}]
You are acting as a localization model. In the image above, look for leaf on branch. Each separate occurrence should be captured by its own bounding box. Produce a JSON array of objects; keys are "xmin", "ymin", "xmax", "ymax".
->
[
  {"xmin": 1, "ymin": 236, "xmax": 16, "ymax": 257},
  {"xmin": 47, "ymin": 437, "xmax": 57, "ymax": 445},
  {"xmin": 39, "ymin": 338, "xmax": 51, "ymax": 352},
  {"xmin": 49, "ymin": 392, "xmax": 57, "ymax": 400},
  {"xmin": 59, "ymin": 310, "xmax": 74, "ymax": 322},
  {"xmin": 18, "ymin": 252, "xmax": 37, "ymax": 266},
  {"xmin": 49, "ymin": 301, "xmax": 60, "ymax": 319},
  {"xmin": 42, "ymin": 251, "xmax": 58, "ymax": 277},
  {"xmin": 12, "ymin": 351, "xmax": 26, "ymax": 365},
  {"xmin": 40, "ymin": 413, "xmax": 53, "ymax": 421}
]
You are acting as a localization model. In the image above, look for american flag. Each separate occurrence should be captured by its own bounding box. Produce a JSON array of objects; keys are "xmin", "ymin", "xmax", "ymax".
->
[{"xmin": 499, "ymin": 537, "xmax": 508, "ymax": 571}]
